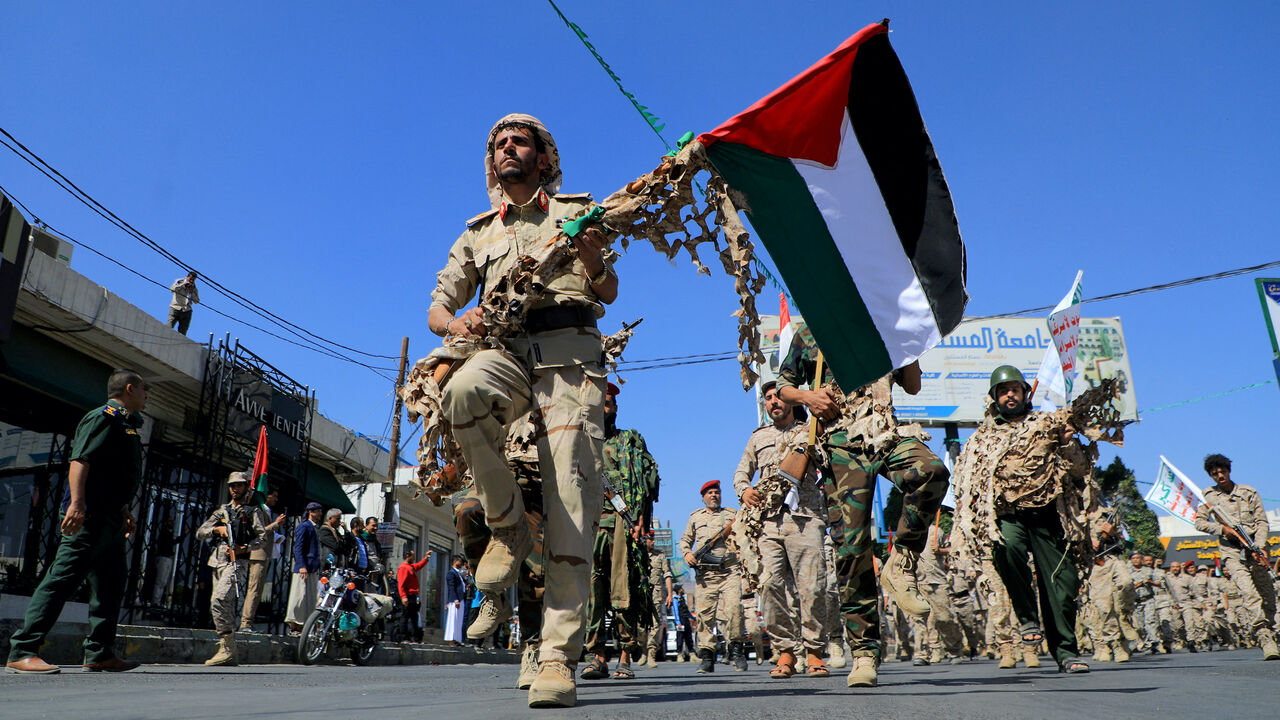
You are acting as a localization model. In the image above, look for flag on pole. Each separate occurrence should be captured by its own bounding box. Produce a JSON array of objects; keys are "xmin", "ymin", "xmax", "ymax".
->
[
  {"xmin": 698, "ymin": 21, "xmax": 967, "ymax": 392},
  {"xmin": 777, "ymin": 293, "xmax": 794, "ymax": 362},
  {"xmin": 1144, "ymin": 455, "xmax": 1206, "ymax": 528},
  {"xmin": 252, "ymin": 424, "xmax": 269, "ymax": 508}
]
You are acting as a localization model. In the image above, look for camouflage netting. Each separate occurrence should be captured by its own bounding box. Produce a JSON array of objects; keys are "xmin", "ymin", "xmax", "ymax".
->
[
  {"xmin": 401, "ymin": 141, "xmax": 765, "ymax": 503},
  {"xmin": 952, "ymin": 378, "xmax": 1127, "ymax": 574}
]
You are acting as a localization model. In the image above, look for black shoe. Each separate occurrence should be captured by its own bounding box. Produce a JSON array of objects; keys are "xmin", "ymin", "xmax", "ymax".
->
[
  {"xmin": 730, "ymin": 642, "xmax": 748, "ymax": 671},
  {"xmin": 912, "ymin": 657, "xmax": 929, "ymax": 666},
  {"xmin": 697, "ymin": 649, "xmax": 715, "ymax": 674}
]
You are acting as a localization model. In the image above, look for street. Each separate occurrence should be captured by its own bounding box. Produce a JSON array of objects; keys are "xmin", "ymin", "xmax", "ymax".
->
[{"xmin": 3, "ymin": 648, "xmax": 1278, "ymax": 719}]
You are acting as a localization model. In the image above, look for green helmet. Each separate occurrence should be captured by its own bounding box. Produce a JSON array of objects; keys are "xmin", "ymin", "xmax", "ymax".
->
[{"xmin": 988, "ymin": 365, "xmax": 1031, "ymax": 397}]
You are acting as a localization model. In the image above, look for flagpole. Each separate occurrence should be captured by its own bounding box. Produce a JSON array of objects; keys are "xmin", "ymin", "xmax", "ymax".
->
[{"xmin": 383, "ymin": 337, "xmax": 409, "ymax": 523}]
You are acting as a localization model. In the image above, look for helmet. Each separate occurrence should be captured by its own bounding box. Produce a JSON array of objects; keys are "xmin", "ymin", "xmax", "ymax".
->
[{"xmin": 988, "ymin": 365, "xmax": 1031, "ymax": 398}]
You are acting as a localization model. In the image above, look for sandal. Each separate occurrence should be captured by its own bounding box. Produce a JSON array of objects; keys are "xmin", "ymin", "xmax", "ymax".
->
[
  {"xmin": 611, "ymin": 663, "xmax": 634, "ymax": 680},
  {"xmin": 1019, "ymin": 622, "xmax": 1044, "ymax": 646},
  {"xmin": 805, "ymin": 658, "xmax": 830, "ymax": 677},
  {"xmin": 580, "ymin": 656, "xmax": 609, "ymax": 680},
  {"xmin": 770, "ymin": 652, "xmax": 797, "ymax": 679},
  {"xmin": 1058, "ymin": 659, "xmax": 1090, "ymax": 674}
]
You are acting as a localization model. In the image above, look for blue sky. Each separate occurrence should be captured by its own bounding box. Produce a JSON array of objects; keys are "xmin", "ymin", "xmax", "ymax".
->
[{"xmin": 4, "ymin": 2, "xmax": 1279, "ymax": 538}]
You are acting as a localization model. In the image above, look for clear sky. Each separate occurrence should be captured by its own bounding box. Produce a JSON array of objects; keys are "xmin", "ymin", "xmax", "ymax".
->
[{"xmin": 4, "ymin": 2, "xmax": 1279, "ymax": 540}]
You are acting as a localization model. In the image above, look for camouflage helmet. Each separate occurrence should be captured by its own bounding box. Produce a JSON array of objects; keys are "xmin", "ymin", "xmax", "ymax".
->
[{"xmin": 988, "ymin": 365, "xmax": 1031, "ymax": 398}]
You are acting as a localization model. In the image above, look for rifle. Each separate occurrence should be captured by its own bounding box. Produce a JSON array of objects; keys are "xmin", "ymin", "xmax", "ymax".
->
[
  {"xmin": 691, "ymin": 520, "xmax": 735, "ymax": 568},
  {"xmin": 1202, "ymin": 500, "xmax": 1277, "ymax": 578},
  {"xmin": 221, "ymin": 504, "xmax": 242, "ymax": 601},
  {"xmin": 601, "ymin": 474, "xmax": 638, "ymax": 531}
]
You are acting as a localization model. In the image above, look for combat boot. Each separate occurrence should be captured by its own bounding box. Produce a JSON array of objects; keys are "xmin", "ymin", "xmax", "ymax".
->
[
  {"xmin": 827, "ymin": 641, "xmax": 847, "ymax": 669},
  {"xmin": 1022, "ymin": 647, "xmax": 1041, "ymax": 668},
  {"xmin": 754, "ymin": 640, "xmax": 766, "ymax": 665},
  {"xmin": 997, "ymin": 644, "xmax": 1017, "ymax": 669},
  {"xmin": 677, "ymin": 652, "xmax": 689, "ymax": 663},
  {"xmin": 731, "ymin": 642, "xmax": 748, "ymax": 671},
  {"xmin": 204, "ymin": 633, "xmax": 238, "ymax": 667},
  {"xmin": 516, "ymin": 643, "xmax": 540, "ymax": 689},
  {"xmin": 528, "ymin": 660, "xmax": 576, "ymax": 708},
  {"xmin": 696, "ymin": 648, "xmax": 715, "ymax": 674},
  {"xmin": 1094, "ymin": 645, "xmax": 1112, "ymax": 662},
  {"xmin": 846, "ymin": 655, "xmax": 877, "ymax": 687},
  {"xmin": 466, "ymin": 591, "xmax": 511, "ymax": 639},
  {"xmin": 928, "ymin": 648, "xmax": 943, "ymax": 665},
  {"xmin": 1260, "ymin": 633, "xmax": 1280, "ymax": 661},
  {"xmin": 880, "ymin": 547, "xmax": 929, "ymax": 617},
  {"xmin": 1113, "ymin": 640, "xmax": 1131, "ymax": 663},
  {"xmin": 475, "ymin": 521, "xmax": 532, "ymax": 592},
  {"xmin": 645, "ymin": 649, "xmax": 658, "ymax": 668}
]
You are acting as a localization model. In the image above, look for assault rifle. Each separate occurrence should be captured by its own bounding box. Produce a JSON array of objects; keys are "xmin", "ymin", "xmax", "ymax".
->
[
  {"xmin": 1202, "ymin": 500, "xmax": 1277, "ymax": 578},
  {"xmin": 691, "ymin": 520, "xmax": 735, "ymax": 568},
  {"xmin": 601, "ymin": 474, "xmax": 638, "ymax": 531}
]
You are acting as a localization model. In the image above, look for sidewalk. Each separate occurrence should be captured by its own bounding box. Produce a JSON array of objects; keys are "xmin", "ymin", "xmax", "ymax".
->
[{"xmin": 0, "ymin": 619, "xmax": 518, "ymax": 666}]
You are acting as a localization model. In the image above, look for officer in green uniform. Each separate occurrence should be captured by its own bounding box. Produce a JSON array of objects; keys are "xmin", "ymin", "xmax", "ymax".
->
[
  {"xmin": 6, "ymin": 369, "xmax": 147, "ymax": 674},
  {"xmin": 581, "ymin": 381, "xmax": 661, "ymax": 680}
]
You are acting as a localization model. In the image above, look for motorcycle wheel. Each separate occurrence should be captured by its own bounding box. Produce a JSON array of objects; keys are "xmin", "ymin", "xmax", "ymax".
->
[
  {"xmin": 298, "ymin": 610, "xmax": 329, "ymax": 665},
  {"xmin": 351, "ymin": 636, "xmax": 376, "ymax": 666}
]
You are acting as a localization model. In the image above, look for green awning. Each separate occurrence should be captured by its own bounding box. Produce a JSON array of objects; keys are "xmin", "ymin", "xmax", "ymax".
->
[{"xmin": 304, "ymin": 462, "xmax": 356, "ymax": 513}]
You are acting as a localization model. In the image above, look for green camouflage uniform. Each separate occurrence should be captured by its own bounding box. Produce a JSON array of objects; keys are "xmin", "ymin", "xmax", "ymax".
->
[
  {"xmin": 776, "ymin": 327, "xmax": 950, "ymax": 660},
  {"xmin": 584, "ymin": 428, "xmax": 660, "ymax": 657}
]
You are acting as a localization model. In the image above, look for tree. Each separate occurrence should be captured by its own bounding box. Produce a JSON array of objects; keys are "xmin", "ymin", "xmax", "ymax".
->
[{"xmin": 1095, "ymin": 457, "xmax": 1164, "ymax": 557}]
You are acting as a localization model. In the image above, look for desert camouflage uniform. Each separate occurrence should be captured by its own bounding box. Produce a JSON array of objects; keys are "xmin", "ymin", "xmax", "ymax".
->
[
  {"xmin": 681, "ymin": 506, "xmax": 744, "ymax": 651},
  {"xmin": 1130, "ymin": 564, "xmax": 1165, "ymax": 650},
  {"xmin": 980, "ymin": 560, "xmax": 1017, "ymax": 655},
  {"xmin": 1195, "ymin": 483, "xmax": 1279, "ymax": 646},
  {"xmin": 917, "ymin": 526, "xmax": 964, "ymax": 660},
  {"xmin": 776, "ymin": 328, "xmax": 949, "ymax": 660},
  {"xmin": 1204, "ymin": 572, "xmax": 1236, "ymax": 647},
  {"xmin": 734, "ymin": 418, "xmax": 828, "ymax": 657},
  {"xmin": 947, "ymin": 562, "xmax": 984, "ymax": 655},
  {"xmin": 645, "ymin": 544, "xmax": 674, "ymax": 658},
  {"xmin": 1222, "ymin": 573, "xmax": 1247, "ymax": 644},
  {"xmin": 1166, "ymin": 570, "xmax": 1206, "ymax": 648},
  {"xmin": 432, "ymin": 155, "xmax": 616, "ymax": 666},
  {"xmin": 822, "ymin": 533, "xmax": 843, "ymax": 651},
  {"xmin": 196, "ymin": 503, "xmax": 266, "ymax": 635},
  {"xmin": 585, "ymin": 428, "xmax": 660, "ymax": 658},
  {"xmin": 1089, "ymin": 554, "xmax": 1137, "ymax": 650}
]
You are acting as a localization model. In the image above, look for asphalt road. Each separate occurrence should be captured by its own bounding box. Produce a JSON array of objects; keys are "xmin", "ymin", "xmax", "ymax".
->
[{"xmin": 4, "ymin": 648, "xmax": 1278, "ymax": 719}]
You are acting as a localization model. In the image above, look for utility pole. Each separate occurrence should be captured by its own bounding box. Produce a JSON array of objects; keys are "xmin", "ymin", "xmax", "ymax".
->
[{"xmin": 383, "ymin": 337, "xmax": 409, "ymax": 522}]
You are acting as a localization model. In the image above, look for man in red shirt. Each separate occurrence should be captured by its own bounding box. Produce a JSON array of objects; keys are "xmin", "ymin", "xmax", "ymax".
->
[{"xmin": 397, "ymin": 548, "xmax": 432, "ymax": 642}]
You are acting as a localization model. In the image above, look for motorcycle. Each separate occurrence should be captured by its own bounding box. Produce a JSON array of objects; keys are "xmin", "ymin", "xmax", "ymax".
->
[{"xmin": 297, "ymin": 558, "xmax": 393, "ymax": 665}]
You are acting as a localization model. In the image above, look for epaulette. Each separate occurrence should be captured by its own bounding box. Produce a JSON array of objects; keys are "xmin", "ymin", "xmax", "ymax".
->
[
  {"xmin": 554, "ymin": 192, "xmax": 593, "ymax": 201},
  {"xmin": 465, "ymin": 208, "xmax": 500, "ymax": 228},
  {"xmin": 102, "ymin": 405, "xmax": 122, "ymax": 418}
]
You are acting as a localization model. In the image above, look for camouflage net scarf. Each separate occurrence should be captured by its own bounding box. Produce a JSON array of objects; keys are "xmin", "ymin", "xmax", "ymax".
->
[
  {"xmin": 951, "ymin": 378, "xmax": 1127, "ymax": 573},
  {"xmin": 401, "ymin": 141, "xmax": 766, "ymax": 504}
]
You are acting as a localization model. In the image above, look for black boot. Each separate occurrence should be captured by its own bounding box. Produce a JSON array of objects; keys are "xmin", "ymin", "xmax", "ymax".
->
[
  {"xmin": 697, "ymin": 648, "xmax": 715, "ymax": 674},
  {"xmin": 730, "ymin": 642, "xmax": 748, "ymax": 671}
]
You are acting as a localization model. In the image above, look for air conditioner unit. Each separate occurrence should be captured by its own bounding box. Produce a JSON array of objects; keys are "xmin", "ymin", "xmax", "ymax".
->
[{"xmin": 30, "ymin": 227, "xmax": 74, "ymax": 265}]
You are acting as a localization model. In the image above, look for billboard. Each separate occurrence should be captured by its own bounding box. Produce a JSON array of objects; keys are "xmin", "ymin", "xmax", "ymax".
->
[
  {"xmin": 890, "ymin": 317, "xmax": 1138, "ymax": 425},
  {"xmin": 1256, "ymin": 278, "xmax": 1280, "ymax": 386}
]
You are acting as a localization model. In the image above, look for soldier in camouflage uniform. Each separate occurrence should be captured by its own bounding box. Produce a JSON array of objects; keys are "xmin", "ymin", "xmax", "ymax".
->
[
  {"xmin": 581, "ymin": 383, "xmax": 660, "ymax": 680},
  {"xmin": 916, "ymin": 525, "xmax": 965, "ymax": 664},
  {"xmin": 681, "ymin": 480, "xmax": 745, "ymax": 674},
  {"xmin": 734, "ymin": 381, "xmax": 829, "ymax": 677},
  {"xmin": 776, "ymin": 327, "xmax": 949, "ymax": 688},
  {"xmin": 1087, "ymin": 513, "xmax": 1136, "ymax": 662},
  {"xmin": 1220, "ymin": 566, "xmax": 1248, "ymax": 648},
  {"xmin": 822, "ymin": 533, "xmax": 848, "ymax": 667},
  {"xmin": 643, "ymin": 532, "xmax": 673, "ymax": 667},
  {"xmin": 1194, "ymin": 453, "xmax": 1280, "ymax": 660},
  {"xmin": 1129, "ymin": 553, "xmax": 1164, "ymax": 654},
  {"xmin": 428, "ymin": 114, "xmax": 617, "ymax": 708},
  {"xmin": 195, "ymin": 472, "xmax": 266, "ymax": 667},
  {"xmin": 1166, "ymin": 561, "xmax": 1204, "ymax": 652},
  {"xmin": 1204, "ymin": 567, "xmax": 1237, "ymax": 649}
]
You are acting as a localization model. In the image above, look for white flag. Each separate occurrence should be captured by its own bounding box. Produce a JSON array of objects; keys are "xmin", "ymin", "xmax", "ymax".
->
[
  {"xmin": 1045, "ymin": 270, "xmax": 1084, "ymax": 400},
  {"xmin": 1144, "ymin": 455, "xmax": 1206, "ymax": 527},
  {"xmin": 1033, "ymin": 345, "xmax": 1066, "ymax": 412}
]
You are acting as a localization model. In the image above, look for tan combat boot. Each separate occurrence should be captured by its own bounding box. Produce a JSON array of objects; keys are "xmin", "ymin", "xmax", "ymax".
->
[
  {"xmin": 204, "ymin": 633, "xmax": 238, "ymax": 667},
  {"xmin": 1260, "ymin": 633, "xmax": 1280, "ymax": 661},
  {"xmin": 880, "ymin": 547, "xmax": 929, "ymax": 617},
  {"xmin": 1113, "ymin": 640, "xmax": 1131, "ymax": 663},
  {"xmin": 467, "ymin": 591, "xmax": 512, "ymax": 639},
  {"xmin": 928, "ymin": 648, "xmax": 943, "ymax": 664},
  {"xmin": 1022, "ymin": 647, "xmax": 1041, "ymax": 668},
  {"xmin": 528, "ymin": 660, "xmax": 577, "ymax": 708},
  {"xmin": 1094, "ymin": 644, "xmax": 1112, "ymax": 662},
  {"xmin": 475, "ymin": 521, "xmax": 533, "ymax": 592},
  {"xmin": 997, "ymin": 644, "xmax": 1016, "ymax": 669},
  {"xmin": 827, "ymin": 641, "xmax": 847, "ymax": 669},
  {"xmin": 646, "ymin": 649, "xmax": 658, "ymax": 668},
  {"xmin": 846, "ymin": 655, "xmax": 877, "ymax": 687},
  {"xmin": 516, "ymin": 643, "xmax": 540, "ymax": 689}
]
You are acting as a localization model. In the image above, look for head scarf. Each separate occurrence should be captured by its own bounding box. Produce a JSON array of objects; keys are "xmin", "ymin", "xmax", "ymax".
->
[{"xmin": 485, "ymin": 113, "xmax": 562, "ymax": 210}]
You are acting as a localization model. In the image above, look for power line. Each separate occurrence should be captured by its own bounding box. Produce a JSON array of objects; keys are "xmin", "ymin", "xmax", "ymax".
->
[{"xmin": 0, "ymin": 127, "xmax": 398, "ymax": 362}]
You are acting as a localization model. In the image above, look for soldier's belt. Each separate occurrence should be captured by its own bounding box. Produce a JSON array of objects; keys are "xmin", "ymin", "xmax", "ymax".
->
[{"xmin": 524, "ymin": 305, "xmax": 597, "ymax": 334}]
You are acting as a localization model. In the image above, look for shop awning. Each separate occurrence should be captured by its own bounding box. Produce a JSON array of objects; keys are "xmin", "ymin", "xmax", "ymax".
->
[{"xmin": 304, "ymin": 462, "xmax": 356, "ymax": 514}]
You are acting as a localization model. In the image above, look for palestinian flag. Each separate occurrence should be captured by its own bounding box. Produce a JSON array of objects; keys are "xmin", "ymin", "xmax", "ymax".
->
[
  {"xmin": 251, "ymin": 424, "xmax": 269, "ymax": 508},
  {"xmin": 698, "ymin": 20, "xmax": 967, "ymax": 392}
]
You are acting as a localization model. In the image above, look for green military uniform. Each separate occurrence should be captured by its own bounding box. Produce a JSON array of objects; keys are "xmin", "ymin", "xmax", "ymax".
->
[
  {"xmin": 584, "ymin": 427, "xmax": 660, "ymax": 659},
  {"xmin": 775, "ymin": 327, "xmax": 949, "ymax": 660},
  {"xmin": 8, "ymin": 400, "xmax": 143, "ymax": 665}
]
